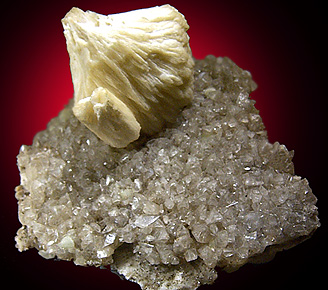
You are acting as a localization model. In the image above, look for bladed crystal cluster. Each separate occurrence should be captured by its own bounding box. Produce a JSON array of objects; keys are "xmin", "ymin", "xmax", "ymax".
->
[
  {"xmin": 15, "ymin": 5, "xmax": 319, "ymax": 290},
  {"xmin": 62, "ymin": 5, "xmax": 194, "ymax": 148}
]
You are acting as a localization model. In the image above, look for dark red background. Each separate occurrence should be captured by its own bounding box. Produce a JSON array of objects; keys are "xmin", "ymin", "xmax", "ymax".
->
[{"xmin": 1, "ymin": 0, "xmax": 325, "ymax": 289}]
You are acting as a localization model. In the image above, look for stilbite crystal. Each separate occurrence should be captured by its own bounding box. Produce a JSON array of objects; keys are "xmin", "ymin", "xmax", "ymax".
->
[
  {"xmin": 62, "ymin": 5, "xmax": 194, "ymax": 148},
  {"xmin": 15, "ymin": 5, "xmax": 319, "ymax": 290}
]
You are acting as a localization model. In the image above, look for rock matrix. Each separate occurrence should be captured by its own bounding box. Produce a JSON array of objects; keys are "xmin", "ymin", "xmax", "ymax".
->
[{"xmin": 15, "ymin": 55, "xmax": 320, "ymax": 289}]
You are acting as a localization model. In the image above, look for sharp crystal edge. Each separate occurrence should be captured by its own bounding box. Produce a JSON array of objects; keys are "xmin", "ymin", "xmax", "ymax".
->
[{"xmin": 15, "ymin": 5, "xmax": 319, "ymax": 290}]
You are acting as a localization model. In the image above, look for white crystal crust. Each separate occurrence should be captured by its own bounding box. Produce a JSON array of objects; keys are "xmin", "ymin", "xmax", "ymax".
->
[{"xmin": 15, "ymin": 56, "xmax": 319, "ymax": 290}]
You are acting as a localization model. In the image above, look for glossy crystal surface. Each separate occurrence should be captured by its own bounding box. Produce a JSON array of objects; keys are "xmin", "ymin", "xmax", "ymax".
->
[{"xmin": 15, "ymin": 56, "xmax": 319, "ymax": 290}]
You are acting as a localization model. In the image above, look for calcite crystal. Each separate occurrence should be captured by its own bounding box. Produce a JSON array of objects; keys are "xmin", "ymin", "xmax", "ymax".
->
[
  {"xmin": 15, "ymin": 5, "xmax": 319, "ymax": 290},
  {"xmin": 15, "ymin": 56, "xmax": 319, "ymax": 289},
  {"xmin": 62, "ymin": 5, "xmax": 194, "ymax": 148}
]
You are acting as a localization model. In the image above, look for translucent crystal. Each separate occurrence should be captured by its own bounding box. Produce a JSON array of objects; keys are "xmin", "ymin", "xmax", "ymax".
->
[
  {"xmin": 134, "ymin": 215, "xmax": 160, "ymax": 228},
  {"xmin": 15, "ymin": 57, "xmax": 319, "ymax": 290},
  {"xmin": 104, "ymin": 233, "xmax": 117, "ymax": 246},
  {"xmin": 184, "ymin": 248, "xmax": 198, "ymax": 262}
]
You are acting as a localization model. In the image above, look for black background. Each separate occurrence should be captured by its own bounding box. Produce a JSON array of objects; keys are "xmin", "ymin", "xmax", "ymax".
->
[{"xmin": 1, "ymin": 1, "xmax": 326, "ymax": 289}]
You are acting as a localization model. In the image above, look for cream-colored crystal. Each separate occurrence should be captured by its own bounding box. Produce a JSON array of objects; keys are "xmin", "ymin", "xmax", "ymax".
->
[{"xmin": 62, "ymin": 5, "xmax": 194, "ymax": 148}]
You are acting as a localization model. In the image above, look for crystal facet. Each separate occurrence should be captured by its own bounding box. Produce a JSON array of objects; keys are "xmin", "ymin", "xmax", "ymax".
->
[
  {"xmin": 15, "ymin": 5, "xmax": 319, "ymax": 290},
  {"xmin": 15, "ymin": 56, "xmax": 319, "ymax": 289}
]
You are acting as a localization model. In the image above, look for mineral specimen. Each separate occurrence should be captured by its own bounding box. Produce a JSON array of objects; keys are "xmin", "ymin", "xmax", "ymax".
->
[
  {"xmin": 15, "ymin": 5, "xmax": 319, "ymax": 290},
  {"xmin": 62, "ymin": 5, "xmax": 194, "ymax": 148}
]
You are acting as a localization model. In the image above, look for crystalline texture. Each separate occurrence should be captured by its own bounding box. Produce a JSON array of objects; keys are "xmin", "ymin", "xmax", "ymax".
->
[
  {"xmin": 62, "ymin": 5, "xmax": 194, "ymax": 148},
  {"xmin": 15, "ymin": 56, "xmax": 319, "ymax": 289},
  {"xmin": 15, "ymin": 5, "xmax": 319, "ymax": 290}
]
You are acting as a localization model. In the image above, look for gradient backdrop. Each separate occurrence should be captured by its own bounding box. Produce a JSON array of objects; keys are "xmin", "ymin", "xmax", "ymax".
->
[{"xmin": 1, "ymin": 0, "xmax": 325, "ymax": 289}]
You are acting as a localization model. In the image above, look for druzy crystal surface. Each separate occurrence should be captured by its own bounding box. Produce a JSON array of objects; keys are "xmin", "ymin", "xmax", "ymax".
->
[{"xmin": 15, "ymin": 56, "xmax": 319, "ymax": 289}]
